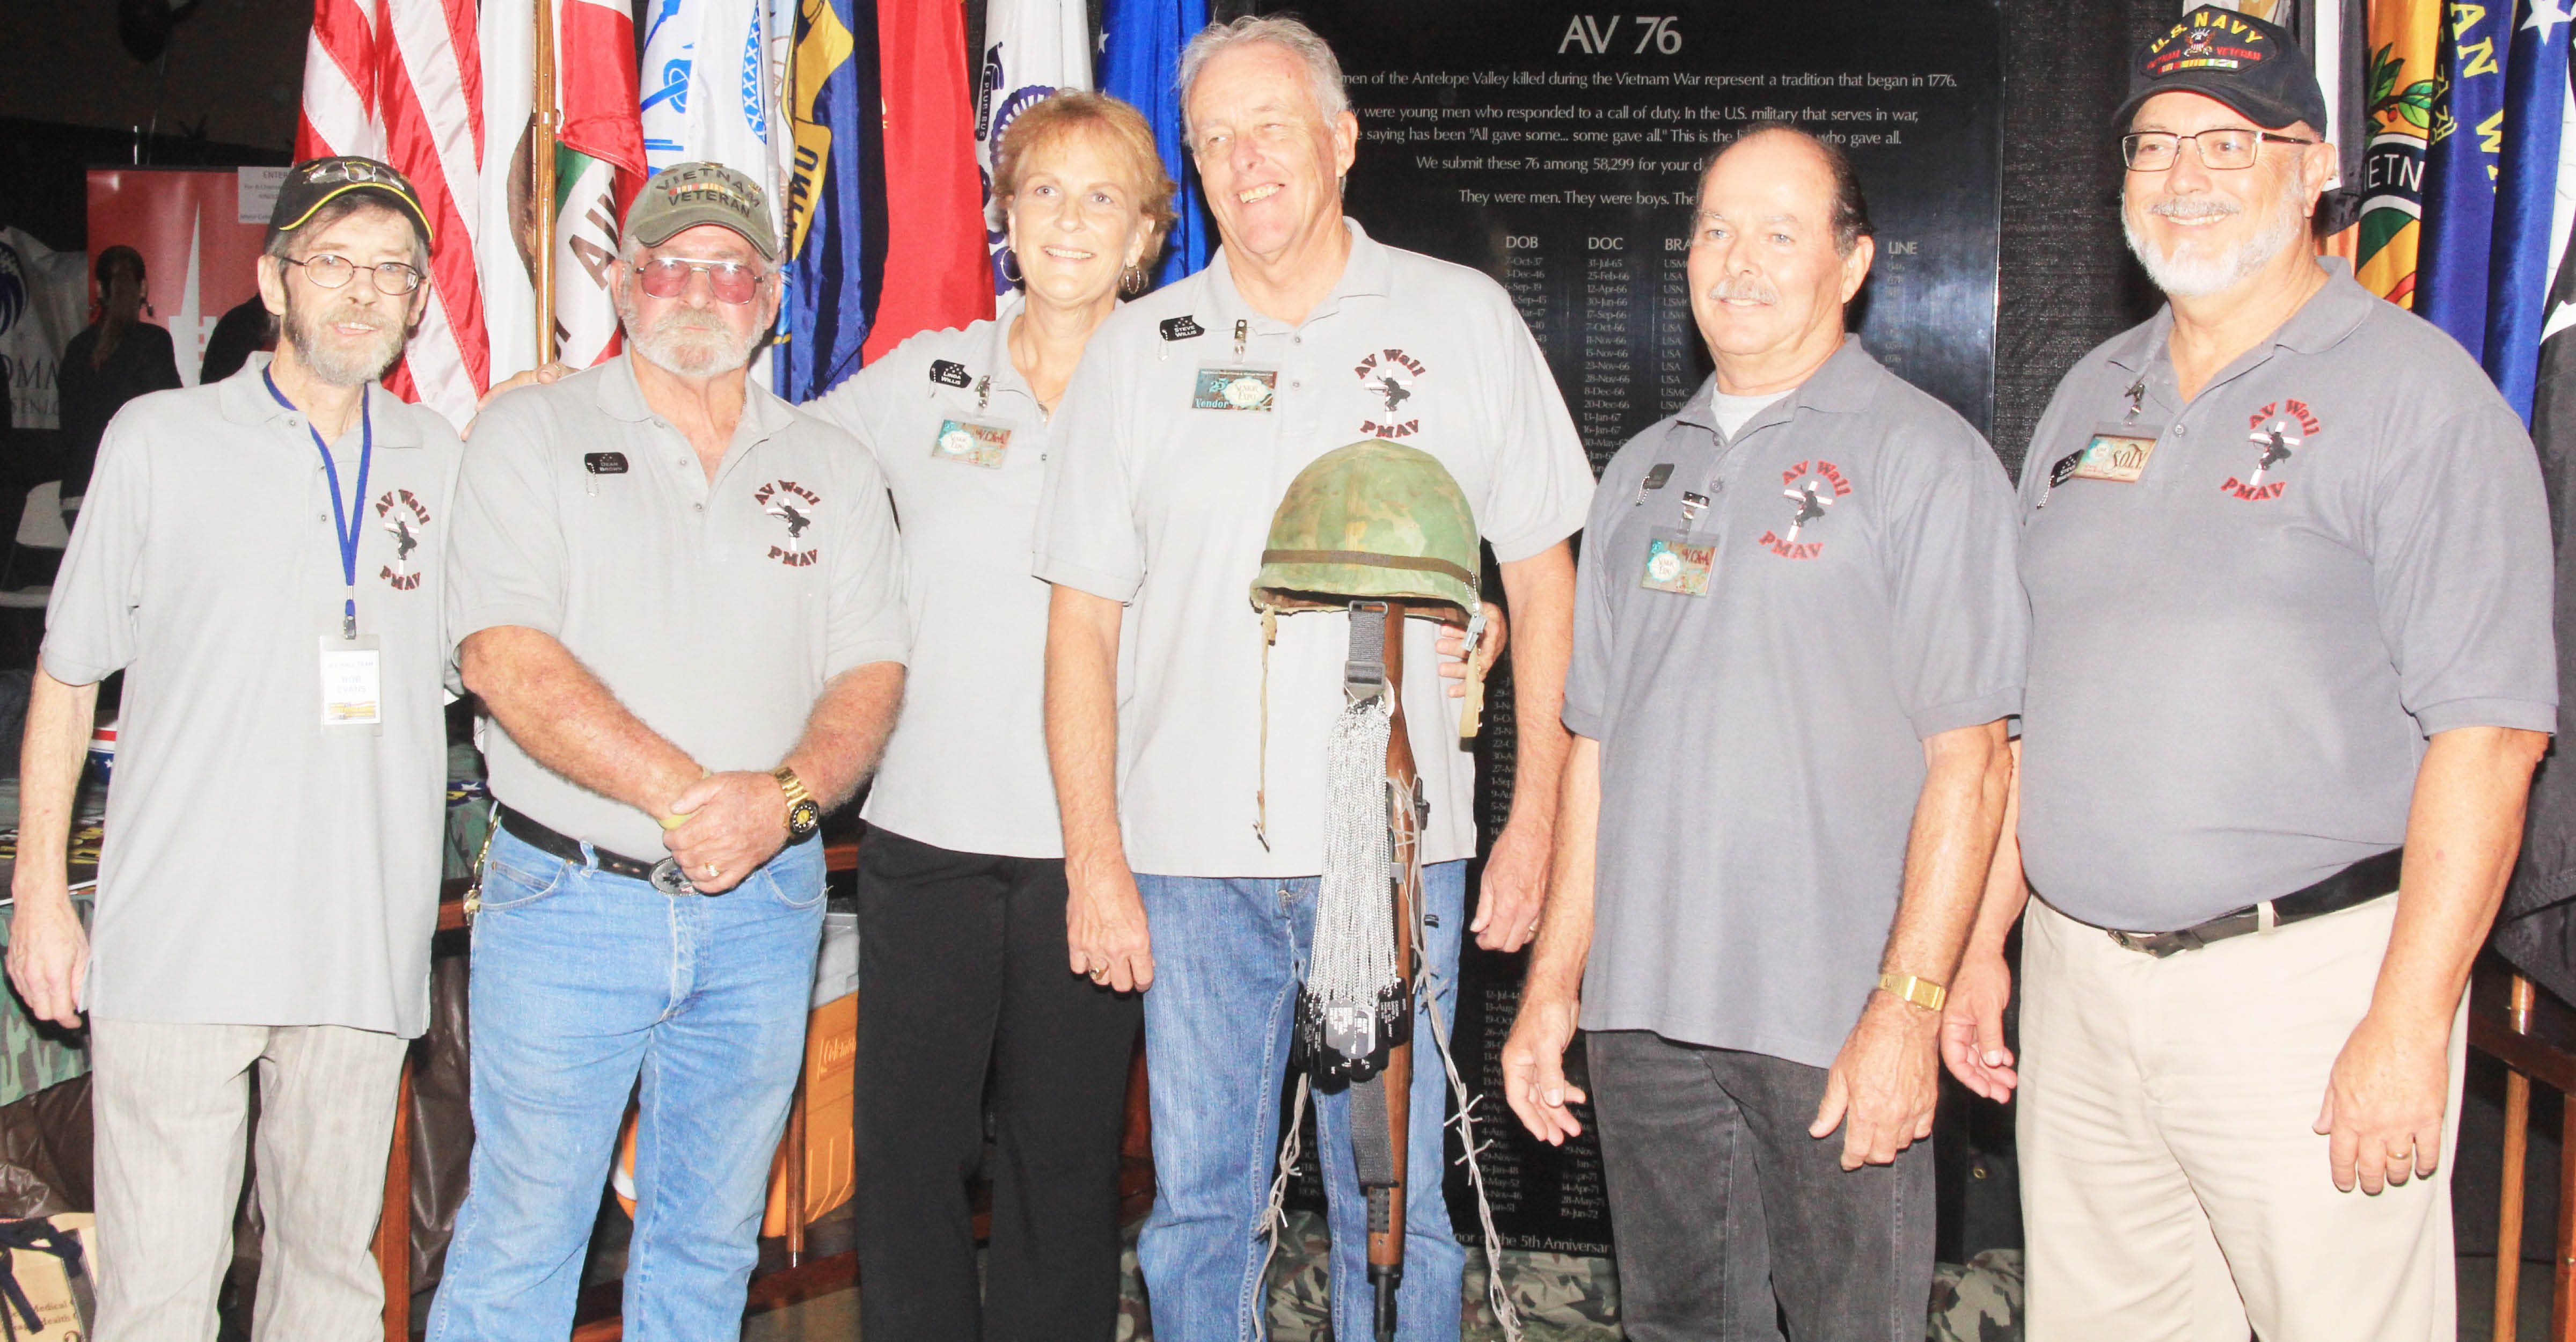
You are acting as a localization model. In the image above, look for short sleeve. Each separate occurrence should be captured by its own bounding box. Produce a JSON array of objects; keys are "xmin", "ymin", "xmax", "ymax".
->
[
  {"xmin": 1883, "ymin": 425, "xmax": 2028, "ymax": 738},
  {"xmin": 1476, "ymin": 297, "xmax": 1597, "ymax": 563},
  {"xmin": 41, "ymin": 409, "xmax": 150, "ymax": 684},
  {"xmin": 442, "ymin": 395, "xmax": 570, "ymax": 657},
  {"xmin": 1559, "ymin": 478, "xmax": 1624, "ymax": 741},
  {"xmin": 1032, "ymin": 346, "xmax": 1146, "ymax": 601},
  {"xmin": 2370, "ymin": 402, "xmax": 2556, "ymax": 735},
  {"xmin": 804, "ymin": 345, "xmax": 903, "ymax": 466},
  {"xmin": 821, "ymin": 434, "xmax": 911, "ymax": 676}
]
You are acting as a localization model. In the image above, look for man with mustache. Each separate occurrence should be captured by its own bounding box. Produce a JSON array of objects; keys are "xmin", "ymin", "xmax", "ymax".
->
[
  {"xmin": 427, "ymin": 163, "xmax": 909, "ymax": 1341},
  {"xmin": 1037, "ymin": 16, "xmax": 1596, "ymax": 1339},
  {"xmin": 3, "ymin": 156, "xmax": 458, "ymax": 1338},
  {"xmin": 1499, "ymin": 123, "xmax": 2023, "ymax": 1341},
  {"xmin": 1942, "ymin": 11, "xmax": 2553, "ymax": 1338}
]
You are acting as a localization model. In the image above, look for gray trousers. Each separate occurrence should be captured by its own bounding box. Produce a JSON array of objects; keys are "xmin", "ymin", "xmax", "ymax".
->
[
  {"xmin": 1588, "ymin": 1030, "xmax": 1935, "ymax": 1342},
  {"xmin": 90, "ymin": 1019, "xmax": 408, "ymax": 1342}
]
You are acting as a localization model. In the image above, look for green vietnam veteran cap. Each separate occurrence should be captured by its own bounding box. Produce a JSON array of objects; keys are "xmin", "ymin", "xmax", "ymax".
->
[
  {"xmin": 273, "ymin": 156, "xmax": 434, "ymax": 247},
  {"xmin": 624, "ymin": 162, "xmax": 778, "ymax": 260}
]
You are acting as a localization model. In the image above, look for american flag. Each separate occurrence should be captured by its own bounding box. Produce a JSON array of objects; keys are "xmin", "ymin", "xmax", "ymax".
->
[{"xmin": 296, "ymin": 0, "xmax": 490, "ymax": 428}]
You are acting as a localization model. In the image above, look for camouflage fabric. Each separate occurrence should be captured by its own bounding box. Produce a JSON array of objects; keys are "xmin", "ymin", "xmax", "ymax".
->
[
  {"xmin": 0, "ymin": 895, "xmax": 92, "ymax": 1108},
  {"xmin": 1927, "ymin": 1249, "xmax": 2023, "ymax": 1342},
  {"xmin": 1250, "ymin": 440, "xmax": 1483, "ymax": 619}
]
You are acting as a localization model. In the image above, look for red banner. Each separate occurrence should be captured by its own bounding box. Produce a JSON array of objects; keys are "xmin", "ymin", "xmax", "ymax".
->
[{"xmin": 84, "ymin": 169, "xmax": 273, "ymax": 386}]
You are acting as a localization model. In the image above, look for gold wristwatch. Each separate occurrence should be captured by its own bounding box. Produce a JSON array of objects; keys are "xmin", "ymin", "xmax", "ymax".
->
[
  {"xmin": 1878, "ymin": 971, "xmax": 1947, "ymax": 1013},
  {"xmin": 774, "ymin": 766, "xmax": 821, "ymax": 838}
]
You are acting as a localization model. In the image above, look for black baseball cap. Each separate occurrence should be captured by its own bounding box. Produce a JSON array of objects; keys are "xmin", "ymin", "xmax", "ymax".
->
[
  {"xmin": 272, "ymin": 156, "xmax": 434, "ymax": 248},
  {"xmin": 2114, "ymin": 6, "xmax": 2329, "ymax": 134}
]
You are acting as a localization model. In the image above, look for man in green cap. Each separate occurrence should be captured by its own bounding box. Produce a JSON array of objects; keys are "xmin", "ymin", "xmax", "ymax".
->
[{"xmin": 428, "ymin": 162, "xmax": 910, "ymax": 1341}]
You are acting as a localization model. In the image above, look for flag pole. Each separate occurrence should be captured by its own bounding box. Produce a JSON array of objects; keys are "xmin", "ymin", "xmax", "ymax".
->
[{"xmin": 533, "ymin": 0, "xmax": 560, "ymax": 363}]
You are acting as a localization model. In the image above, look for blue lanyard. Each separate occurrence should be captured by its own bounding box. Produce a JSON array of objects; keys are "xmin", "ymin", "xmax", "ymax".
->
[{"xmin": 265, "ymin": 369, "xmax": 371, "ymax": 638}]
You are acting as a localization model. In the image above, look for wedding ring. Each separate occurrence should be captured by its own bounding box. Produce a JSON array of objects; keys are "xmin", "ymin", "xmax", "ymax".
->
[{"xmin": 705, "ymin": 862, "xmax": 722, "ymax": 880}]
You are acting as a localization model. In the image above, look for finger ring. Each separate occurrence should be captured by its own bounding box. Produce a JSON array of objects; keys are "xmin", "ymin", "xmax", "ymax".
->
[{"xmin": 705, "ymin": 863, "xmax": 721, "ymax": 880}]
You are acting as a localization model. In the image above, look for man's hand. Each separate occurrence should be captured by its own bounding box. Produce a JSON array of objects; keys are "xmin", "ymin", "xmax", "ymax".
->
[
  {"xmin": 662, "ymin": 771, "xmax": 791, "ymax": 894},
  {"xmin": 1811, "ymin": 992, "xmax": 1943, "ymax": 1170},
  {"xmin": 2317, "ymin": 1008, "xmax": 2450, "ymax": 1194},
  {"xmin": 1066, "ymin": 862, "xmax": 1154, "ymax": 993},
  {"xmin": 1939, "ymin": 946, "xmax": 2017, "ymax": 1102},
  {"xmin": 3, "ymin": 894, "xmax": 86, "ymax": 1029},
  {"xmin": 465, "ymin": 361, "xmax": 573, "ymax": 437},
  {"xmin": 1502, "ymin": 993, "xmax": 1586, "ymax": 1144},
  {"xmin": 1434, "ymin": 602, "xmax": 1506, "ymax": 699},
  {"xmin": 1472, "ymin": 818, "xmax": 1549, "ymax": 952}
]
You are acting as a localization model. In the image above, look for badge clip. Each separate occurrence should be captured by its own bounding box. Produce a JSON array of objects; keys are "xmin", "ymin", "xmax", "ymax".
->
[{"xmin": 1233, "ymin": 319, "xmax": 1249, "ymax": 362}]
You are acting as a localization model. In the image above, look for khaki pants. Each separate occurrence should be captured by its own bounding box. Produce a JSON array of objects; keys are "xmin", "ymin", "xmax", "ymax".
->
[
  {"xmin": 2019, "ymin": 894, "xmax": 2465, "ymax": 1342},
  {"xmin": 90, "ymin": 1020, "xmax": 408, "ymax": 1342}
]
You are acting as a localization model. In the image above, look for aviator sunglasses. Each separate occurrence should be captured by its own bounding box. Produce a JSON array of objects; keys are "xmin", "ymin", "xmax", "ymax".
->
[{"xmin": 632, "ymin": 256, "xmax": 767, "ymax": 305}]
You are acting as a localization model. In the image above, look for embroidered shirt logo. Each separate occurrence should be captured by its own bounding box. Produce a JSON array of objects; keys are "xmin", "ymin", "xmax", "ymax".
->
[
  {"xmin": 755, "ymin": 480, "xmax": 822, "ymax": 566},
  {"xmin": 1757, "ymin": 460, "xmax": 1852, "ymax": 559},
  {"xmin": 375, "ymin": 488, "xmax": 431, "ymax": 589},
  {"xmin": 2224, "ymin": 399, "xmax": 2321, "ymax": 501},
  {"xmin": 1352, "ymin": 348, "xmax": 1425, "ymax": 440}
]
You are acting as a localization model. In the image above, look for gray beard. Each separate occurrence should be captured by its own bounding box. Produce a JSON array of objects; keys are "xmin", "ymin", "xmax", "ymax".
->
[
  {"xmin": 2123, "ymin": 175, "xmax": 2309, "ymax": 300},
  {"xmin": 624, "ymin": 303, "xmax": 758, "ymax": 377},
  {"xmin": 285, "ymin": 293, "xmax": 405, "ymax": 387}
]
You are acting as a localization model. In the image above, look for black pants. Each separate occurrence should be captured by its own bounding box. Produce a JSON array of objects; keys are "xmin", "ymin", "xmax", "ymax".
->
[
  {"xmin": 1587, "ymin": 1030, "xmax": 1935, "ymax": 1342},
  {"xmin": 852, "ymin": 827, "xmax": 1142, "ymax": 1342}
]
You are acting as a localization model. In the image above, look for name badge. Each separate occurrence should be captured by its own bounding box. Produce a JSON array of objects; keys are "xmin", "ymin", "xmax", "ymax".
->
[
  {"xmin": 932, "ymin": 418, "xmax": 1013, "ymax": 469},
  {"xmin": 1640, "ymin": 529, "xmax": 1715, "ymax": 596},
  {"xmin": 1192, "ymin": 367, "xmax": 1278, "ymax": 412},
  {"xmin": 584, "ymin": 451, "xmax": 628, "ymax": 475},
  {"xmin": 2070, "ymin": 428, "xmax": 2160, "ymax": 483},
  {"xmin": 320, "ymin": 633, "xmax": 383, "ymax": 731}
]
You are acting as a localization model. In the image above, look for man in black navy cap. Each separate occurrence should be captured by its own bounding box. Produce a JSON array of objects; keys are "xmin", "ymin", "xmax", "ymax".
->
[
  {"xmin": 6, "ymin": 154, "xmax": 459, "ymax": 1339},
  {"xmin": 1940, "ymin": 8, "xmax": 2555, "ymax": 1338}
]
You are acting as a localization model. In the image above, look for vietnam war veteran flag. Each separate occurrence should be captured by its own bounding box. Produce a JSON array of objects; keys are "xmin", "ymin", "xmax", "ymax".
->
[
  {"xmin": 1102, "ymin": 0, "xmax": 1211, "ymax": 289},
  {"xmin": 2480, "ymin": 0, "xmax": 2573, "ymax": 419},
  {"xmin": 977, "ymin": 0, "xmax": 1093, "ymax": 296},
  {"xmin": 2358, "ymin": 0, "xmax": 2443, "ymax": 305},
  {"xmin": 2417, "ymin": 0, "xmax": 2511, "ymax": 348},
  {"xmin": 780, "ymin": 0, "xmax": 887, "ymax": 400},
  {"xmin": 480, "ymin": 0, "xmax": 648, "ymax": 378}
]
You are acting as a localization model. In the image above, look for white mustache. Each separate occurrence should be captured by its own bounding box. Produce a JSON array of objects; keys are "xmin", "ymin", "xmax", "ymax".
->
[
  {"xmin": 1707, "ymin": 276, "xmax": 1780, "ymax": 304},
  {"xmin": 2149, "ymin": 195, "xmax": 2242, "ymax": 222}
]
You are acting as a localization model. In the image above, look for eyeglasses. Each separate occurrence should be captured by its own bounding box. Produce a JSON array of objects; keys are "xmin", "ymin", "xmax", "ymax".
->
[
  {"xmin": 634, "ymin": 257, "xmax": 767, "ymax": 305},
  {"xmin": 281, "ymin": 254, "xmax": 425, "ymax": 295},
  {"xmin": 2121, "ymin": 127, "xmax": 2318, "ymax": 171},
  {"xmin": 300, "ymin": 159, "xmax": 412, "ymax": 190}
]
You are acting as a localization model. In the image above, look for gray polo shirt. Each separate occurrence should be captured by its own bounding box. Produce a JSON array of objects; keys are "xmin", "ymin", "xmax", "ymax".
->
[
  {"xmin": 45, "ymin": 355, "xmax": 459, "ymax": 1035},
  {"xmin": 447, "ymin": 352, "xmax": 910, "ymax": 860},
  {"xmin": 2017, "ymin": 260, "xmax": 2556, "ymax": 931},
  {"xmin": 807, "ymin": 294, "xmax": 1061, "ymax": 858},
  {"xmin": 1035, "ymin": 221, "xmax": 1597, "ymax": 878},
  {"xmin": 1563, "ymin": 343, "xmax": 2026, "ymax": 1069}
]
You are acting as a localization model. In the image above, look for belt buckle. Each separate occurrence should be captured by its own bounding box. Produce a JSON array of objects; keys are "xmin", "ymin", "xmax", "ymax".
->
[{"xmin": 648, "ymin": 858, "xmax": 699, "ymax": 896}]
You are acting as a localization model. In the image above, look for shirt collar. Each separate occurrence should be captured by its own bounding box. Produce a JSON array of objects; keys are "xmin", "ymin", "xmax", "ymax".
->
[
  {"xmin": 2105, "ymin": 258, "xmax": 2375, "ymax": 376},
  {"xmin": 1671, "ymin": 335, "xmax": 1883, "ymax": 433},
  {"xmin": 1200, "ymin": 218, "xmax": 1390, "ymax": 332},
  {"xmin": 217, "ymin": 352, "xmax": 419, "ymax": 447}
]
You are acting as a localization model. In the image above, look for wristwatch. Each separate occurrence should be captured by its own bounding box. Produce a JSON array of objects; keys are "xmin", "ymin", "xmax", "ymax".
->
[
  {"xmin": 1878, "ymin": 971, "xmax": 1947, "ymax": 1013},
  {"xmin": 774, "ymin": 766, "xmax": 821, "ymax": 839}
]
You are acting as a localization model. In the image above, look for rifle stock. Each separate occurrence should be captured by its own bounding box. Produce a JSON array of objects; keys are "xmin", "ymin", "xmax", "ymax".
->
[{"xmin": 1369, "ymin": 602, "xmax": 1419, "ymax": 1341}]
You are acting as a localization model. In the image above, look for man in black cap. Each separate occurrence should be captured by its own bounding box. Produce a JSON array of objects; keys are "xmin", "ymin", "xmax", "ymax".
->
[
  {"xmin": 1940, "ymin": 9, "xmax": 2555, "ymax": 1337},
  {"xmin": 5, "ymin": 154, "xmax": 459, "ymax": 1338}
]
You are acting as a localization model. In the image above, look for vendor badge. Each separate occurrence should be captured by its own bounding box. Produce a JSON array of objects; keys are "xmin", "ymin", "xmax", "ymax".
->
[
  {"xmin": 932, "ymin": 418, "xmax": 1012, "ymax": 469},
  {"xmin": 1192, "ymin": 367, "xmax": 1278, "ymax": 412},
  {"xmin": 1640, "ymin": 530, "xmax": 1715, "ymax": 596}
]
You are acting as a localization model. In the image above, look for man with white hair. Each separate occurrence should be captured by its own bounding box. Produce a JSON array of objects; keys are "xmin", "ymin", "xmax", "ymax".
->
[
  {"xmin": 1039, "ymin": 15, "xmax": 1596, "ymax": 1340},
  {"xmin": 1941, "ymin": 10, "xmax": 2555, "ymax": 1338},
  {"xmin": 5, "ymin": 155, "xmax": 456, "ymax": 1339},
  {"xmin": 427, "ymin": 162, "xmax": 909, "ymax": 1341}
]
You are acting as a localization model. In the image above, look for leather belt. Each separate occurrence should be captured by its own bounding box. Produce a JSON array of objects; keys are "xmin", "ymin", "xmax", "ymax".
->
[
  {"xmin": 2101, "ymin": 848, "xmax": 2403, "ymax": 958},
  {"xmin": 497, "ymin": 806, "xmax": 665, "ymax": 882}
]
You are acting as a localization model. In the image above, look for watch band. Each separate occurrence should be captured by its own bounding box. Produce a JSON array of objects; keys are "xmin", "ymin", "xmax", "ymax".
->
[
  {"xmin": 773, "ymin": 765, "xmax": 815, "ymax": 834},
  {"xmin": 1878, "ymin": 971, "xmax": 1947, "ymax": 1013}
]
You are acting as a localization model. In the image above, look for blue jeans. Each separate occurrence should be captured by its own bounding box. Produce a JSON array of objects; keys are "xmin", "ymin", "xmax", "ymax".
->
[
  {"xmin": 1136, "ymin": 862, "xmax": 1467, "ymax": 1342},
  {"xmin": 425, "ymin": 826, "xmax": 825, "ymax": 1342}
]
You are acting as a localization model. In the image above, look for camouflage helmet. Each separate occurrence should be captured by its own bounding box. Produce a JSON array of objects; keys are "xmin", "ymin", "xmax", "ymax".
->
[{"xmin": 1250, "ymin": 440, "xmax": 1481, "ymax": 619}]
